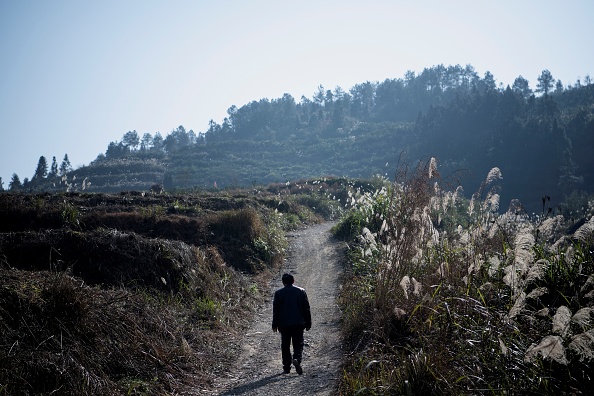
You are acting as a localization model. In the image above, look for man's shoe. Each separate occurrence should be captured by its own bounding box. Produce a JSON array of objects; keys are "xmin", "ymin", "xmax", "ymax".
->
[
  {"xmin": 283, "ymin": 368, "xmax": 291, "ymax": 374},
  {"xmin": 292, "ymin": 358, "xmax": 303, "ymax": 375}
]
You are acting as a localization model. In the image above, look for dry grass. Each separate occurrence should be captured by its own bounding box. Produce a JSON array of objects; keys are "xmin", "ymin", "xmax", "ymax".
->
[
  {"xmin": 0, "ymin": 181, "xmax": 349, "ymax": 394},
  {"xmin": 1, "ymin": 268, "xmax": 222, "ymax": 394},
  {"xmin": 336, "ymin": 160, "xmax": 594, "ymax": 395}
]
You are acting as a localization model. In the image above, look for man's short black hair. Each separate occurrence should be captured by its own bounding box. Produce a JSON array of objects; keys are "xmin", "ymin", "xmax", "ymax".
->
[{"xmin": 282, "ymin": 273, "xmax": 294, "ymax": 285}]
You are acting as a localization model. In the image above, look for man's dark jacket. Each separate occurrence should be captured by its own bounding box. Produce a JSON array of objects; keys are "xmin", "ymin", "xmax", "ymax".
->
[{"xmin": 272, "ymin": 284, "xmax": 311, "ymax": 329}]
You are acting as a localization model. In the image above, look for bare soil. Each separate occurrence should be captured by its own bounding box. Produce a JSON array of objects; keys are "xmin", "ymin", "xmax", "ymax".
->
[{"xmin": 212, "ymin": 222, "xmax": 344, "ymax": 396}]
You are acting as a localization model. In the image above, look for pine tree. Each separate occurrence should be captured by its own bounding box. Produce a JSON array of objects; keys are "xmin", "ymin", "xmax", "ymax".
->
[
  {"xmin": 536, "ymin": 69, "xmax": 555, "ymax": 96},
  {"xmin": 60, "ymin": 154, "xmax": 72, "ymax": 176},
  {"xmin": 32, "ymin": 156, "xmax": 48, "ymax": 180},
  {"xmin": 9, "ymin": 173, "xmax": 21, "ymax": 190},
  {"xmin": 48, "ymin": 156, "xmax": 59, "ymax": 178}
]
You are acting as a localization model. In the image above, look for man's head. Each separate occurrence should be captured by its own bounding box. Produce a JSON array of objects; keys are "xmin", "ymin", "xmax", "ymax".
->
[{"xmin": 282, "ymin": 273, "xmax": 294, "ymax": 285}]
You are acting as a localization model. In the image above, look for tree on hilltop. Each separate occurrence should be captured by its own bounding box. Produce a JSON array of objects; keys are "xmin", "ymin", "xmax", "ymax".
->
[
  {"xmin": 163, "ymin": 126, "xmax": 190, "ymax": 153},
  {"xmin": 536, "ymin": 69, "xmax": 555, "ymax": 96},
  {"xmin": 512, "ymin": 75, "xmax": 533, "ymax": 99},
  {"xmin": 48, "ymin": 156, "xmax": 59, "ymax": 178},
  {"xmin": 9, "ymin": 173, "xmax": 21, "ymax": 191},
  {"xmin": 60, "ymin": 154, "xmax": 72, "ymax": 176},
  {"xmin": 141, "ymin": 133, "xmax": 153, "ymax": 151},
  {"xmin": 122, "ymin": 130, "xmax": 140, "ymax": 151},
  {"xmin": 32, "ymin": 156, "xmax": 48, "ymax": 181},
  {"xmin": 106, "ymin": 142, "xmax": 127, "ymax": 159},
  {"xmin": 555, "ymin": 80, "xmax": 565, "ymax": 94},
  {"xmin": 152, "ymin": 132, "xmax": 164, "ymax": 152}
]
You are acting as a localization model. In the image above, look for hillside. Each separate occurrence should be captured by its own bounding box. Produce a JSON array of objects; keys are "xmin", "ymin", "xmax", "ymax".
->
[
  {"xmin": 0, "ymin": 179, "xmax": 354, "ymax": 394},
  {"xmin": 9, "ymin": 64, "xmax": 594, "ymax": 213}
]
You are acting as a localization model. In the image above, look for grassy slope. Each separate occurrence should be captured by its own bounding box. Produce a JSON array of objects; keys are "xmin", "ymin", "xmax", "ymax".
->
[{"xmin": 0, "ymin": 180, "xmax": 348, "ymax": 395}]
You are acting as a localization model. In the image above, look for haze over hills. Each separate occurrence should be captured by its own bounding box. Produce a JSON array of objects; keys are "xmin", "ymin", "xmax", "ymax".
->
[
  {"xmin": 3, "ymin": 1, "xmax": 594, "ymax": 193},
  {"xmin": 4, "ymin": 64, "xmax": 594, "ymax": 214}
]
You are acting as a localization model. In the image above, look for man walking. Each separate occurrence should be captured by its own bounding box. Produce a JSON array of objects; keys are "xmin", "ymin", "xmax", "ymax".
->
[{"xmin": 272, "ymin": 273, "xmax": 311, "ymax": 375}]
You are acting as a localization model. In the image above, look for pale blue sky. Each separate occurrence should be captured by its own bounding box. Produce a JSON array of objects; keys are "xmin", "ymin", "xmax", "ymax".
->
[{"xmin": 1, "ymin": 0, "xmax": 593, "ymax": 186}]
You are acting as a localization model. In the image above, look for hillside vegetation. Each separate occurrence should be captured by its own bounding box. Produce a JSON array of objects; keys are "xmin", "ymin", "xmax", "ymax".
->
[
  {"xmin": 2, "ymin": 167, "xmax": 594, "ymax": 394},
  {"xmin": 3, "ymin": 63, "xmax": 594, "ymax": 394},
  {"xmin": 334, "ymin": 161, "xmax": 594, "ymax": 394},
  {"xmin": 9, "ymin": 64, "xmax": 594, "ymax": 214},
  {"xmin": 0, "ymin": 179, "xmax": 352, "ymax": 394}
]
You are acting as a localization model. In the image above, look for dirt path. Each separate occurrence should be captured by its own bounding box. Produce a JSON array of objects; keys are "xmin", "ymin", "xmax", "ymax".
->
[{"xmin": 214, "ymin": 222, "xmax": 343, "ymax": 395}]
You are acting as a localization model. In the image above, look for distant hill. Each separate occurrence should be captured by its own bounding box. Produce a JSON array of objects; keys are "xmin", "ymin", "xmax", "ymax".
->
[{"xmin": 13, "ymin": 64, "xmax": 594, "ymax": 213}]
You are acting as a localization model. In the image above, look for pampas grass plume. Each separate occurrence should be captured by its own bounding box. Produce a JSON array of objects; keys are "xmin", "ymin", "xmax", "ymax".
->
[
  {"xmin": 573, "ymin": 216, "xmax": 594, "ymax": 242},
  {"xmin": 428, "ymin": 157, "xmax": 438, "ymax": 179},
  {"xmin": 485, "ymin": 167, "xmax": 503, "ymax": 185}
]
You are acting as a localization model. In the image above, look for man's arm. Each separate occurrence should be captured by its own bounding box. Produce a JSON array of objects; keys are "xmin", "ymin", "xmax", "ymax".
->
[
  {"xmin": 272, "ymin": 290, "xmax": 280, "ymax": 332},
  {"xmin": 302, "ymin": 290, "xmax": 312, "ymax": 330}
]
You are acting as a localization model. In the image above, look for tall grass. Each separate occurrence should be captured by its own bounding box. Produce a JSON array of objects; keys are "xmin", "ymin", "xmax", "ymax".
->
[{"xmin": 336, "ymin": 159, "xmax": 594, "ymax": 395}]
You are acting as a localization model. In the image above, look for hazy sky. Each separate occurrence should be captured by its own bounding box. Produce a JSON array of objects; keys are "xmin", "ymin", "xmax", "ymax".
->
[{"xmin": 1, "ymin": 0, "xmax": 593, "ymax": 186}]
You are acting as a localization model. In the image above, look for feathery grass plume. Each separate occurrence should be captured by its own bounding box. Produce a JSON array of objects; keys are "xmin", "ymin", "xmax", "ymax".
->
[
  {"xmin": 485, "ymin": 167, "xmax": 503, "ymax": 185},
  {"xmin": 472, "ymin": 167, "xmax": 503, "ymax": 225},
  {"xmin": 429, "ymin": 194, "xmax": 441, "ymax": 213},
  {"xmin": 499, "ymin": 337, "xmax": 509, "ymax": 356},
  {"xmin": 568, "ymin": 330, "xmax": 594, "ymax": 362},
  {"xmin": 508, "ymin": 291, "xmax": 526, "ymax": 318},
  {"xmin": 360, "ymin": 227, "xmax": 377, "ymax": 249},
  {"xmin": 571, "ymin": 308, "xmax": 594, "ymax": 331},
  {"xmin": 551, "ymin": 235, "xmax": 569, "ymax": 252},
  {"xmin": 379, "ymin": 219, "xmax": 389, "ymax": 235},
  {"xmin": 393, "ymin": 306, "xmax": 407, "ymax": 319},
  {"xmin": 514, "ymin": 226, "xmax": 536, "ymax": 275},
  {"xmin": 526, "ymin": 286, "xmax": 549, "ymax": 301},
  {"xmin": 526, "ymin": 259, "xmax": 547, "ymax": 285},
  {"xmin": 441, "ymin": 189, "xmax": 453, "ymax": 213},
  {"xmin": 573, "ymin": 215, "xmax": 594, "ymax": 242},
  {"xmin": 564, "ymin": 245, "xmax": 575, "ymax": 266},
  {"xmin": 487, "ymin": 256, "xmax": 501, "ymax": 277},
  {"xmin": 535, "ymin": 308, "xmax": 551, "ymax": 319},
  {"xmin": 453, "ymin": 185, "xmax": 464, "ymax": 203},
  {"xmin": 537, "ymin": 215, "xmax": 566, "ymax": 243},
  {"xmin": 581, "ymin": 275, "xmax": 594, "ymax": 296},
  {"xmin": 458, "ymin": 228, "xmax": 471, "ymax": 245},
  {"xmin": 524, "ymin": 335, "xmax": 568, "ymax": 365},
  {"xmin": 552, "ymin": 306, "xmax": 572, "ymax": 337},
  {"xmin": 428, "ymin": 157, "xmax": 438, "ymax": 179},
  {"xmin": 507, "ymin": 198, "xmax": 525, "ymax": 215},
  {"xmin": 400, "ymin": 275, "xmax": 411, "ymax": 299},
  {"xmin": 370, "ymin": 159, "xmax": 437, "ymax": 315},
  {"xmin": 411, "ymin": 277, "xmax": 422, "ymax": 297},
  {"xmin": 487, "ymin": 217, "xmax": 501, "ymax": 239},
  {"xmin": 487, "ymin": 192, "xmax": 500, "ymax": 212},
  {"xmin": 468, "ymin": 195, "xmax": 475, "ymax": 216},
  {"xmin": 503, "ymin": 226, "xmax": 535, "ymax": 294},
  {"xmin": 335, "ymin": 159, "xmax": 594, "ymax": 393}
]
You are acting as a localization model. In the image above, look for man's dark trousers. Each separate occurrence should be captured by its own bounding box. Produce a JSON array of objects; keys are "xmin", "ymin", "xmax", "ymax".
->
[{"xmin": 280, "ymin": 325, "xmax": 304, "ymax": 371}]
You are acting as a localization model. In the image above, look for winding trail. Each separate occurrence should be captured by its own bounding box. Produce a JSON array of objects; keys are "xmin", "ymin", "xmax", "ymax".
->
[{"xmin": 215, "ymin": 222, "xmax": 343, "ymax": 395}]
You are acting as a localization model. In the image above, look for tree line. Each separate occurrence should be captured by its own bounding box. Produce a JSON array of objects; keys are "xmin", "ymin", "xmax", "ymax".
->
[
  {"xmin": 4, "ymin": 64, "xmax": 593, "ymax": 210},
  {"xmin": 2, "ymin": 154, "xmax": 72, "ymax": 191},
  {"xmin": 95, "ymin": 64, "xmax": 591, "ymax": 156}
]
